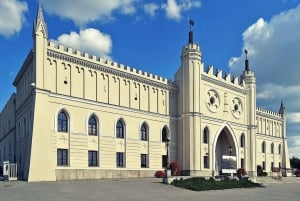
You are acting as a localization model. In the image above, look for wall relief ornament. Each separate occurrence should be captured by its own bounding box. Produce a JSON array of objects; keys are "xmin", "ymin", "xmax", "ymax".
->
[
  {"xmin": 206, "ymin": 89, "xmax": 220, "ymax": 113},
  {"xmin": 231, "ymin": 97, "xmax": 243, "ymax": 118}
]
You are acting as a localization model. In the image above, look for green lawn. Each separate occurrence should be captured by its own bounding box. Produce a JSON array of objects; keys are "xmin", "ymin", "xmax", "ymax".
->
[{"xmin": 171, "ymin": 177, "xmax": 263, "ymax": 191}]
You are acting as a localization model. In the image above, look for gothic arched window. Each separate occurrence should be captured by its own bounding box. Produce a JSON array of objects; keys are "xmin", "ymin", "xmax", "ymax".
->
[
  {"xmin": 58, "ymin": 110, "xmax": 68, "ymax": 132},
  {"xmin": 203, "ymin": 127, "xmax": 209, "ymax": 144},
  {"xmin": 116, "ymin": 119, "xmax": 125, "ymax": 138},
  {"xmin": 88, "ymin": 115, "xmax": 98, "ymax": 135}
]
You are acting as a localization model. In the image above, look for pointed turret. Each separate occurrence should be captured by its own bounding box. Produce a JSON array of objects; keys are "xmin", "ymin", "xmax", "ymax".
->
[
  {"xmin": 279, "ymin": 100, "xmax": 286, "ymax": 117},
  {"xmin": 244, "ymin": 49, "xmax": 249, "ymax": 71},
  {"xmin": 33, "ymin": 4, "xmax": 48, "ymax": 39}
]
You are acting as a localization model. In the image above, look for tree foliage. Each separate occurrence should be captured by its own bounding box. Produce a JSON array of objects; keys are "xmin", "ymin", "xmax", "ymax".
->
[{"xmin": 290, "ymin": 157, "xmax": 300, "ymax": 169}]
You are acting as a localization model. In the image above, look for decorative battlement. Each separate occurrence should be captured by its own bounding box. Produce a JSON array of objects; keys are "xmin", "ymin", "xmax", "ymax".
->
[
  {"xmin": 203, "ymin": 65, "xmax": 245, "ymax": 88},
  {"xmin": 256, "ymin": 107, "xmax": 282, "ymax": 118},
  {"xmin": 47, "ymin": 41, "xmax": 172, "ymax": 85},
  {"xmin": 182, "ymin": 43, "xmax": 200, "ymax": 51}
]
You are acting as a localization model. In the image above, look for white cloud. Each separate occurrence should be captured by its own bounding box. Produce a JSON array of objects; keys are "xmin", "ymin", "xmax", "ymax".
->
[
  {"xmin": 162, "ymin": 0, "xmax": 201, "ymax": 21},
  {"xmin": 144, "ymin": 3, "xmax": 160, "ymax": 17},
  {"xmin": 228, "ymin": 5, "xmax": 300, "ymax": 159},
  {"xmin": 0, "ymin": 0, "xmax": 28, "ymax": 37},
  {"xmin": 288, "ymin": 135, "xmax": 300, "ymax": 158},
  {"xmin": 55, "ymin": 28, "xmax": 112, "ymax": 58},
  {"xmin": 287, "ymin": 113, "xmax": 300, "ymax": 123},
  {"xmin": 39, "ymin": 0, "xmax": 137, "ymax": 26},
  {"xmin": 229, "ymin": 5, "xmax": 300, "ymax": 86}
]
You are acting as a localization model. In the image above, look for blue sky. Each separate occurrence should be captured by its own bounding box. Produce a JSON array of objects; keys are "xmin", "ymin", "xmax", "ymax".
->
[{"xmin": 1, "ymin": 0, "xmax": 300, "ymax": 158}]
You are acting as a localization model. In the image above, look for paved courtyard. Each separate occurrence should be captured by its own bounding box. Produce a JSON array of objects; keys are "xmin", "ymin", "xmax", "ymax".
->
[{"xmin": 1, "ymin": 178, "xmax": 300, "ymax": 201}]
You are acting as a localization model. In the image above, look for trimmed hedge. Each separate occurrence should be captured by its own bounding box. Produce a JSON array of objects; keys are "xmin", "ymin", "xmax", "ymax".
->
[{"xmin": 172, "ymin": 177, "xmax": 263, "ymax": 191}]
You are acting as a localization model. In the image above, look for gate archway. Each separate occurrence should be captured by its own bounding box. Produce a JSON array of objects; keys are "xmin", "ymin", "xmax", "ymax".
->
[{"xmin": 212, "ymin": 124, "xmax": 239, "ymax": 175}]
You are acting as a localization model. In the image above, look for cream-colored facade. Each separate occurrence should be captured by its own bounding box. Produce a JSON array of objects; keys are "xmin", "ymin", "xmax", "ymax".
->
[{"xmin": 0, "ymin": 7, "xmax": 290, "ymax": 182}]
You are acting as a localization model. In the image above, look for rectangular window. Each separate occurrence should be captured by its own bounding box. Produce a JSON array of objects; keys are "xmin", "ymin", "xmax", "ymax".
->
[
  {"xmin": 241, "ymin": 158, "xmax": 245, "ymax": 169},
  {"xmin": 57, "ymin": 149, "xmax": 68, "ymax": 166},
  {"xmin": 116, "ymin": 152, "xmax": 124, "ymax": 167},
  {"xmin": 271, "ymin": 162, "xmax": 274, "ymax": 169},
  {"xmin": 262, "ymin": 161, "xmax": 266, "ymax": 171},
  {"xmin": 279, "ymin": 162, "xmax": 281, "ymax": 168},
  {"xmin": 162, "ymin": 155, "xmax": 168, "ymax": 168},
  {"xmin": 88, "ymin": 151, "xmax": 98, "ymax": 167},
  {"xmin": 141, "ymin": 154, "xmax": 148, "ymax": 168},
  {"xmin": 204, "ymin": 155, "xmax": 209, "ymax": 169}
]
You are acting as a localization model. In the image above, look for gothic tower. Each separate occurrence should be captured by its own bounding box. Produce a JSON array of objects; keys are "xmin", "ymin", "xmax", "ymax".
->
[
  {"xmin": 241, "ymin": 50, "xmax": 257, "ymax": 176},
  {"xmin": 174, "ymin": 23, "xmax": 204, "ymax": 175}
]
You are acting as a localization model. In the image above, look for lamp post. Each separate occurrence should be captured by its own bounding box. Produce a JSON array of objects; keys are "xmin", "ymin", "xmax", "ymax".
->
[
  {"xmin": 228, "ymin": 146, "xmax": 232, "ymax": 156},
  {"xmin": 166, "ymin": 138, "xmax": 170, "ymax": 168}
]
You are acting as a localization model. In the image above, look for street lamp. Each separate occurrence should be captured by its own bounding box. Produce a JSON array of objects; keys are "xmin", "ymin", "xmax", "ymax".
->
[
  {"xmin": 166, "ymin": 138, "xmax": 170, "ymax": 168},
  {"xmin": 228, "ymin": 146, "xmax": 232, "ymax": 156}
]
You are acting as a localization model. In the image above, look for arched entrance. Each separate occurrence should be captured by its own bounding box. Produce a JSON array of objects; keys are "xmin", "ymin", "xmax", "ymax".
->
[{"xmin": 213, "ymin": 126, "xmax": 238, "ymax": 175}]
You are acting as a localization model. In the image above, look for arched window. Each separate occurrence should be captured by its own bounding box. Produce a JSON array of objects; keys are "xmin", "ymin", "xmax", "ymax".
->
[
  {"xmin": 203, "ymin": 127, "xmax": 209, "ymax": 144},
  {"xmin": 262, "ymin": 141, "xmax": 266, "ymax": 153},
  {"xmin": 271, "ymin": 143, "xmax": 274, "ymax": 154},
  {"xmin": 162, "ymin": 126, "xmax": 169, "ymax": 142},
  {"xmin": 278, "ymin": 144, "xmax": 281, "ymax": 155},
  {"xmin": 141, "ymin": 123, "xmax": 148, "ymax": 141},
  {"xmin": 58, "ymin": 111, "xmax": 68, "ymax": 132},
  {"xmin": 88, "ymin": 115, "xmax": 97, "ymax": 136},
  {"xmin": 116, "ymin": 119, "xmax": 124, "ymax": 138},
  {"xmin": 240, "ymin": 134, "xmax": 245, "ymax": 148}
]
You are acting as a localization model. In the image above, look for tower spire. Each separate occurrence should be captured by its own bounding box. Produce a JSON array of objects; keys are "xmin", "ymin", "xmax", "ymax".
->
[
  {"xmin": 244, "ymin": 49, "xmax": 249, "ymax": 71},
  {"xmin": 188, "ymin": 19, "xmax": 194, "ymax": 44},
  {"xmin": 279, "ymin": 100, "xmax": 286, "ymax": 116},
  {"xmin": 33, "ymin": 3, "xmax": 48, "ymax": 38}
]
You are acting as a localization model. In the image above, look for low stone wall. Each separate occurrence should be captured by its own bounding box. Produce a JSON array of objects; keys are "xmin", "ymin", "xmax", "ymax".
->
[{"xmin": 55, "ymin": 169, "xmax": 155, "ymax": 181}]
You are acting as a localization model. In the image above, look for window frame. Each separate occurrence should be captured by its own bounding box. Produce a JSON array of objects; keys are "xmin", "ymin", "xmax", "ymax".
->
[
  {"xmin": 88, "ymin": 115, "xmax": 98, "ymax": 136},
  {"xmin": 162, "ymin": 127, "xmax": 169, "ymax": 142},
  {"xmin": 141, "ymin": 154, "xmax": 148, "ymax": 168},
  {"xmin": 116, "ymin": 152, "xmax": 124, "ymax": 167},
  {"xmin": 88, "ymin": 150, "xmax": 98, "ymax": 167},
  {"xmin": 262, "ymin": 141, "xmax": 266, "ymax": 153},
  {"xmin": 271, "ymin": 143, "xmax": 274, "ymax": 154},
  {"xmin": 141, "ymin": 123, "xmax": 148, "ymax": 141},
  {"xmin": 240, "ymin": 134, "xmax": 245, "ymax": 148},
  {"xmin": 203, "ymin": 127, "xmax": 209, "ymax": 144},
  {"xmin": 204, "ymin": 155, "xmax": 209, "ymax": 169},
  {"xmin": 57, "ymin": 149, "xmax": 68, "ymax": 166},
  {"xmin": 116, "ymin": 120, "xmax": 124, "ymax": 138},
  {"xmin": 58, "ymin": 111, "xmax": 68, "ymax": 132}
]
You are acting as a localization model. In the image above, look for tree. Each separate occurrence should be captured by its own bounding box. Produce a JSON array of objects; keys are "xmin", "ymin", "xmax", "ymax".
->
[{"xmin": 290, "ymin": 157, "xmax": 300, "ymax": 169}]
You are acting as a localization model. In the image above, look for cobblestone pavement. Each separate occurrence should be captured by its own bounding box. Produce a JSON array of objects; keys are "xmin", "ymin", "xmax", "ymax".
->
[{"xmin": 1, "ymin": 178, "xmax": 300, "ymax": 201}]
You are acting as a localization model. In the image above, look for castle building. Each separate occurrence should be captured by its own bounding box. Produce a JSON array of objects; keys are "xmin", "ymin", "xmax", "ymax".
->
[{"xmin": 0, "ymin": 6, "xmax": 290, "ymax": 182}]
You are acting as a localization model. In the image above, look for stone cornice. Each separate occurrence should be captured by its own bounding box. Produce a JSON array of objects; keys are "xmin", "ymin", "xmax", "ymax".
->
[{"xmin": 47, "ymin": 49, "xmax": 178, "ymax": 92}]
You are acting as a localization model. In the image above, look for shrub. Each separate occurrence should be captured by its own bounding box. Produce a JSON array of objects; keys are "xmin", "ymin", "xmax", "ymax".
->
[
  {"xmin": 169, "ymin": 161, "xmax": 180, "ymax": 176},
  {"xmin": 171, "ymin": 177, "xmax": 262, "ymax": 191},
  {"xmin": 295, "ymin": 169, "xmax": 300, "ymax": 177},
  {"xmin": 237, "ymin": 168, "xmax": 247, "ymax": 176},
  {"xmin": 154, "ymin": 170, "xmax": 165, "ymax": 178}
]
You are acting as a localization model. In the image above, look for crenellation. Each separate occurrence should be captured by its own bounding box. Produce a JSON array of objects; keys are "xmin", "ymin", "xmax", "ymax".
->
[
  {"xmin": 225, "ymin": 72, "xmax": 231, "ymax": 82},
  {"xmin": 207, "ymin": 65, "xmax": 214, "ymax": 75},
  {"xmin": 216, "ymin": 69, "xmax": 222, "ymax": 79},
  {"xmin": 67, "ymin": 47, "xmax": 73, "ymax": 54},
  {"xmin": 91, "ymin": 55, "xmax": 97, "ymax": 60},
  {"xmin": 48, "ymin": 41, "xmax": 55, "ymax": 48},
  {"xmin": 84, "ymin": 52, "xmax": 89, "ymax": 58},
  {"xmin": 46, "ymin": 40, "xmax": 176, "ymax": 85},
  {"xmin": 232, "ymin": 76, "xmax": 238, "ymax": 84},
  {"xmin": 256, "ymin": 107, "xmax": 282, "ymax": 118},
  {"xmin": 58, "ymin": 44, "xmax": 64, "ymax": 51},
  {"xmin": 75, "ymin": 50, "xmax": 81, "ymax": 56}
]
